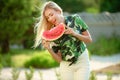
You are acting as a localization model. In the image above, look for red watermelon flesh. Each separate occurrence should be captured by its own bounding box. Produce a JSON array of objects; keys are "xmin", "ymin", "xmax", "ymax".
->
[{"xmin": 42, "ymin": 23, "xmax": 65, "ymax": 41}]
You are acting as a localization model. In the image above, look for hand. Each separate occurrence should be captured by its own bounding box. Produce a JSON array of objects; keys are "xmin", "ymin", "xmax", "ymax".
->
[
  {"xmin": 64, "ymin": 26, "xmax": 75, "ymax": 35},
  {"xmin": 42, "ymin": 39, "xmax": 50, "ymax": 49}
]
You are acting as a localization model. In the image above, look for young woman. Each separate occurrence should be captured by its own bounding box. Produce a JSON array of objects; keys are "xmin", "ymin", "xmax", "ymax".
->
[{"xmin": 34, "ymin": 1, "xmax": 92, "ymax": 80}]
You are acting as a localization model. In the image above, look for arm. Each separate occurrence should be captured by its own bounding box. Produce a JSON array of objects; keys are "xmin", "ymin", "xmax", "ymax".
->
[
  {"xmin": 47, "ymin": 48, "xmax": 62, "ymax": 63},
  {"xmin": 65, "ymin": 15, "xmax": 92, "ymax": 43},
  {"xmin": 65, "ymin": 27, "xmax": 92, "ymax": 43},
  {"xmin": 42, "ymin": 39, "xmax": 62, "ymax": 63},
  {"xmin": 72, "ymin": 30, "xmax": 92, "ymax": 43}
]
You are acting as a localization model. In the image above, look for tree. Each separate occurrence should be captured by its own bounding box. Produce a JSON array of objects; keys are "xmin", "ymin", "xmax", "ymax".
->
[
  {"xmin": 100, "ymin": 0, "xmax": 120, "ymax": 12},
  {"xmin": 22, "ymin": 0, "xmax": 43, "ymax": 49},
  {"xmin": 0, "ymin": 0, "xmax": 40, "ymax": 53},
  {"xmin": 52, "ymin": 0, "xmax": 86, "ymax": 13}
]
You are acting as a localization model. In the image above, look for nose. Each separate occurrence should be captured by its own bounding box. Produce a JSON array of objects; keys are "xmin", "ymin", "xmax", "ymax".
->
[{"xmin": 48, "ymin": 17, "xmax": 53, "ymax": 23}]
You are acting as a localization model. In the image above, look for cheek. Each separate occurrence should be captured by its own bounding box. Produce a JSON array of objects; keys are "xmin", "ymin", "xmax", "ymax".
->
[
  {"xmin": 54, "ymin": 12, "xmax": 59, "ymax": 17},
  {"xmin": 53, "ymin": 14, "xmax": 57, "ymax": 19},
  {"xmin": 55, "ymin": 14, "xmax": 60, "ymax": 20}
]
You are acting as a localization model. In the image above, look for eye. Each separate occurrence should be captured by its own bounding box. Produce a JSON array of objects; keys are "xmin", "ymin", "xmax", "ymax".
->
[
  {"xmin": 50, "ymin": 13, "xmax": 53, "ymax": 16},
  {"xmin": 46, "ymin": 16, "xmax": 49, "ymax": 21}
]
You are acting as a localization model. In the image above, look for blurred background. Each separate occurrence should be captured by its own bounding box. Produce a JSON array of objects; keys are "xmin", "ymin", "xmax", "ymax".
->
[{"xmin": 0, "ymin": 0, "xmax": 120, "ymax": 80}]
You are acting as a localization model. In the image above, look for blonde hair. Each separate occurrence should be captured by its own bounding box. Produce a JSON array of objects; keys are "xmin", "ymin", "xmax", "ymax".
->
[{"xmin": 34, "ymin": 1, "xmax": 63, "ymax": 48}]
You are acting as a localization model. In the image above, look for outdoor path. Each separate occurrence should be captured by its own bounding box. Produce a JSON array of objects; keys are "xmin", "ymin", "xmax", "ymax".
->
[
  {"xmin": 90, "ymin": 53, "xmax": 120, "ymax": 70},
  {"xmin": 0, "ymin": 54, "xmax": 120, "ymax": 80}
]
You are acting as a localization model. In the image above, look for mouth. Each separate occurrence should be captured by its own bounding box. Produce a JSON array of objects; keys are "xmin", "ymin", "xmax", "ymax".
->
[
  {"xmin": 53, "ymin": 19, "xmax": 56, "ymax": 24},
  {"xmin": 52, "ymin": 19, "xmax": 56, "ymax": 24}
]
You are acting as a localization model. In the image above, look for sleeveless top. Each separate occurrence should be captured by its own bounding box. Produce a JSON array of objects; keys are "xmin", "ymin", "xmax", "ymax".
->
[{"xmin": 52, "ymin": 14, "xmax": 89, "ymax": 65}]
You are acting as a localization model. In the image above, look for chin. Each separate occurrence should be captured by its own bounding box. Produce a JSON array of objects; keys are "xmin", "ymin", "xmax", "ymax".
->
[
  {"xmin": 55, "ymin": 23, "xmax": 58, "ymax": 26},
  {"xmin": 56, "ymin": 22, "xmax": 61, "ymax": 25}
]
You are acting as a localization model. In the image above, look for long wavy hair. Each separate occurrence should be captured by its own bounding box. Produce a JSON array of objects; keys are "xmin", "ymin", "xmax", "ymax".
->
[{"xmin": 33, "ymin": 1, "xmax": 63, "ymax": 48}]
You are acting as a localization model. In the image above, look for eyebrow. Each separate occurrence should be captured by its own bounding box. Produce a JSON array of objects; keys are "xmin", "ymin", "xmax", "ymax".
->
[{"xmin": 46, "ymin": 12, "xmax": 52, "ymax": 19}]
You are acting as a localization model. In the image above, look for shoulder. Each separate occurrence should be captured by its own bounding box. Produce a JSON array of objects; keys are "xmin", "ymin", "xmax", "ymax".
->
[
  {"xmin": 72, "ymin": 14, "xmax": 81, "ymax": 19},
  {"xmin": 65, "ymin": 14, "xmax": 81, "ymax": 22},
  {"xmin": 66, "ymin": 14, "xmax": 80, "ymax": 18}
]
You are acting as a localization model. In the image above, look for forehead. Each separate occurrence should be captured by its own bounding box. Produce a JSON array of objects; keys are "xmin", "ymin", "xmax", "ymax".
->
[{"xmin": 44, "ymin": 9, "xmax": 54, "ymax": 17}]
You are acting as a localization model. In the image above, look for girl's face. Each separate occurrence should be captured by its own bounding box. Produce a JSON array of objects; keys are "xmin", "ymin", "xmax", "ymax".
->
[{"xmin": 44, "ymin": 8, "xmax": 63, "ymax": 26}]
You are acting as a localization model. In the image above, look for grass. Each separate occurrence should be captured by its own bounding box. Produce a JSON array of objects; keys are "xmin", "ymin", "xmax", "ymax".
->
[
  {"xmin": 0, "ymin": 49, "xmax": 50, "ymax": 67},
  {"xmin": 12, "ymin": 54, "xmax": 31, "ymax": 67},
  {"xmin": 10, "ymin": 49, "xmax": 40, "ymax": 61},
  {"xmin": 87, "ymin": 35, "xmax": 120, "ymax": 56},
  {"xmin": 11, "ymin": 49, "xmax": 40, "ymax": 67}
]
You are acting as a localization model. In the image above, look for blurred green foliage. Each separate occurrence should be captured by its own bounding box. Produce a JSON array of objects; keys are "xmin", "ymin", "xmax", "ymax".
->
[
  {"xmin": 11, "ymin": 67, "xmax": 20, "ymax": 80},
  {"xmin": 88, "ymin": 35, "xmax": 120, "ymax": 56},
  {"xmin": 0, "ymin": 49, "xmax": 59, "ymax": 68},
  {"xmin": 52, "ymin": 0, "xmax": 86, "ymax": 13},
  {"xmin": 0, "ymin": 0, "xmax": 42, "ymax": 53},
  {"xmin": 0, "ymin": 53, "xmax": 12, "ymax": 67},
  {"xmin": 24, "ymin": 51, "xmax": 59, "ymax": 68},
  {"xmin": 52, "ymin": 0, "xmax": 120, "ymax": 13},
  {"xmin": 25, "ymin": 66, "xmax": 34, "ymax": 80},
  {"xmin": 100, "ymin": 0, "xmax": 120, "ymax": 13},
  {"xmin": 89, "ymin": 71, "xmax": 97, "ymax": 80}
]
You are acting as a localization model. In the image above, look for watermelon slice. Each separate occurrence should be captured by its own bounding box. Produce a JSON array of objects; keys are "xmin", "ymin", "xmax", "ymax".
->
[{"xmin": 42, "ymin": 23, "xmax": 65, "ymax": 41}]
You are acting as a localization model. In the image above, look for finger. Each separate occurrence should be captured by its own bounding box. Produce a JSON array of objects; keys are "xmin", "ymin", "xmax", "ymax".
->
[
  {"xmin": 65, "ymin": 26, "xmax": 70, "ymax": 29},
  {"xmin": 42, "ymin": 39, "xmax": 48, "ymax": 43}
]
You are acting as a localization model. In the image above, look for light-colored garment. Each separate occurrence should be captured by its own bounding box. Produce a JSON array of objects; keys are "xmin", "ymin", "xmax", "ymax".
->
[{"xmin": 59, "ymin": 49, "xmax": 90, "ymax": 80}]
